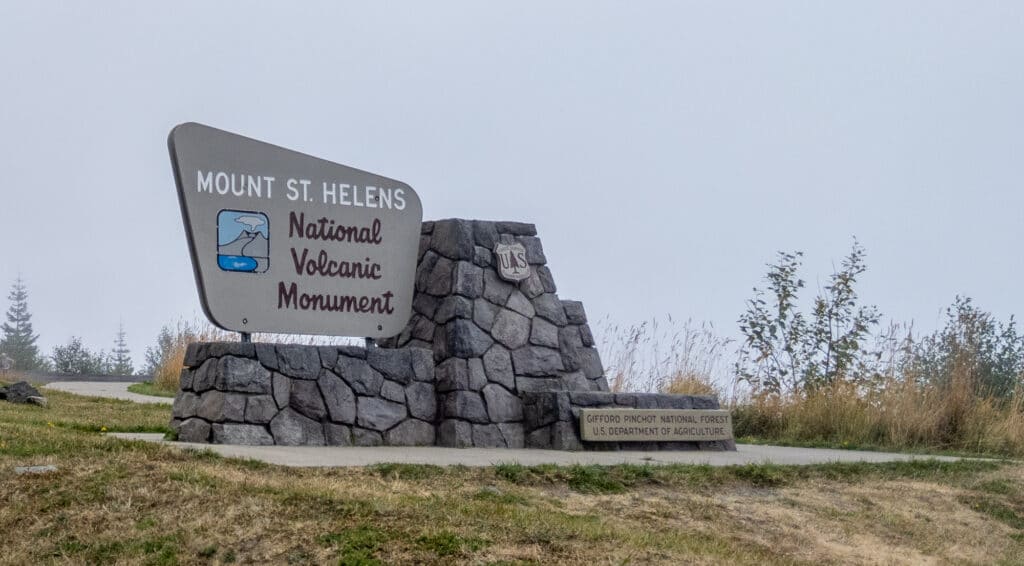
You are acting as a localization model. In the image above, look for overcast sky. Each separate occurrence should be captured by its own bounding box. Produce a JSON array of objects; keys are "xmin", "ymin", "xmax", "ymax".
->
[{"xmin": 0, "ymin": 2, "xmax": 1021, "ymax": 369}]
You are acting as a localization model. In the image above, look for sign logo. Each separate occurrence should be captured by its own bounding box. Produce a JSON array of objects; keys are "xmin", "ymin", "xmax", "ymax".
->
[
  {"xmin": 217, "ymin": 210, "xmax": 269, "ymax": 273},
  {"xmin": 494, "ymin": 242, "xmax": 531, "ymax": 282}
]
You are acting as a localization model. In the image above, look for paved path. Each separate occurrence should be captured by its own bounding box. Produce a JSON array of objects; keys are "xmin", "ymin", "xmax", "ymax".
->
[
  {"xmin": 44, "ymin": 381, "xmax": 173, "ymax": 405},
  {"xmin": 110, "ymin": 433, "xmax": 966, "ymax": 468}
]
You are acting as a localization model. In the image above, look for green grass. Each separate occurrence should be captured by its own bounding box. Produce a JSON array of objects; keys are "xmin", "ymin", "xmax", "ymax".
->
[{"xmin": 127, "ymin": 381, "xmax": 177, "ymax": 398}]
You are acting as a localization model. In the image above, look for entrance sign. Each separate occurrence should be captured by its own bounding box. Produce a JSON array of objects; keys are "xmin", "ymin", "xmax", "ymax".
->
[
  {"xmin": 168, "ymin": 122, "xmax": 422, "ymax": 338},
  {"xmin": 579, "ymin": 409, "xmax": 733, "ymax": 442}
]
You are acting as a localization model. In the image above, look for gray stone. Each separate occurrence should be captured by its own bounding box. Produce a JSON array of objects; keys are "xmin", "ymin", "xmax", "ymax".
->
[
  {"xmin": 505, "ymin": 289, "xmax": 535, "ymax": 317},
  {"xmin": 525, "ymin": 425, "xmax": 552, "ymax": 449},
  {"xmin": 579, "ymin": 323, "xmax": 595, "ymax": 347},
  {"xmin": 436, "ymin": 357, "xmax": 470, "ymax": 392},
  {"xmin": 511, "ymin": 346, "xmax": 565, "ymax": 376},
  {"xmin": 473, "ymin": 246, "xmax": 493, "ymax": 267},
  {"xmin": 432, "ymin": 325, "xmax": 449, "ymax": 361},
  {"xmin": 472, "ymin": 220, "xmax": 499, "ymax": 248},
  {"xmin": 482, "ymin": 384, "xmax": 523, "ymax": 422},
  {"xmin": 654, "ymin": 395, "xmax": 695, "ymax": 409},
  {"xmin": 491, "ymin": 309, "xmax": 530, "ymax": 349},
  {"xmin": 498, "ymin": 423, "xmax": 525, "ymax": 448},
  {"xmin": 183, "ymin": 343, "xmax": 205, "ymax": 367},
  {"xmin": 536, "ymin": 266, "xmax": 557, "ymax": 293},
  {"xmin": 519, "ymin": 271, "xmax": 545, "ymax": 299},
  {"xmin": 432, "ymin": 219, "xmax": 475, "ymax": 260},
  {"xmin": 289, "ymin": 379, "xmax": 327, "ymax": 420},
  {"xmin": 206, "ymin": 342, "xmax": 256, "ymax": 359},
  {"xmin": 516, "ymin": 236, "xmax": 546, "ymax": 264},
  {"xmin": 592, "ymin": 375, "xmax": 611, "ymax": 392},
  {"xmin": 412, "ymin": 317, "xmax": 435, "ymax": 342},
  {"xmin": 335, "ymin": 356, "xmax": 383, "ymax": 396},
  {"xmin": 318, "ymin": 346, "xmax": 339, "ymax": 369},
  {"xmin": 172, "ymin": 392, "xmax": 200, "ymax": 419},
  {"xmin": 325, "ymin": 423, "xmax": 352, "ymax": 446},
  {"xmin": 419, "ymin": 234, "xmax": 431, "ymax": 259},
  {"xmin": 692, "ymin": 395, "xmax": 719, "ymax": 409},
  {"xmin": 197, "ymin": 391, "xmax": 226, "ymax": 421},
  {"xmin": 446, "ymin": 319, "xmax": 494, "ymax": 358},
  {"xmin": 614, "ymin": 393, "xmax": 638, "ymax": 407},
  {"xmin": 434, "ymin": 296, "xmax": 473, "ymax": 323},
  {"xmin": 367, "ymin": 347, "xmax": 411, "ymax": 384},
  {"xmin": 413, "ymin": 293, "xmax": 439, "ymax": 319},
  {"xmin": 425, "ymin": 256, "xmax": 455, "ymax": 296},
  {"xmin": 357, "ymin": 397, "xmax": 407, "ymax": 431},
  {"xmin": 472, "ymin": 424, "xmax": 506, "ymax": 448},
  {"xmin": 212, "ymin": 423, "xmax": 274, "ymax": 445},
  {"xmin": 276, "ymin": 345, "xmax": 321, "ymax": 379},
  {"xmin": 177, "ymin": 418, "xmax": 211, "ymax": 443},
  {"xmin": 453, "ymin": 261, "xmax": 484, "ymax": 298},
  {"xmin": 532, "ymin": 294, "xmax": 568, "ymax": 326},
  {"xmin": 216, "ymin": 356, "xmax": 271, "ymax": 393},
  {"xmin": 255, "ymin": 343, "xmax": 279, "ymax": 370},
  {"xmin": 270, "ymin": 408, "xmax": 325, "ymax": 446},
  {"xmin": 530, "ymin": 319, "xmax": 560, "ymax": 348},
  {"xmin": 558, "ymin": 329, "xmax": 582, "ymax": 373},
  {"xmin": 245, "ymin": 395, "xmax": 278, "ymax": 423},
  {"xmin": 579, "ymin": 348, "xmax": 604, "ymax": 379},
  {"xmin": 26, "ymin": 396, "xmax": 47, "ymax": 408},
  {"xmin": 318, "ymin": 372, "xmax": 356, "ymax": 424},
  {"xmin": 516, "ymin": 376, "xmax": 563, "ymax": 392},
  {"xmin": 568, "ymin": 391, "xmax": 614, "ymax": 406},
  {"xmin": 422, "ymin": 221, "xmax": 434, "ymax": 234},
  {"xmin": 437, "ymin": 419, "xmax": 473, "ymax": 448},
  {"xmin": 410, "ymin": 348, "xmax": 434, "ymax": 382},
  {"xmin": 482, "ymin": 346, "xmax": 515, "ymax": 389},
  {"xmin": 473, "ymin": 298, "xmax": 499, "ymax": 332},
  {"xmin": 467, "ymin": 358, "xmax": 487, "ymax": 391},
  {"xmin": 405, "ymin": 381, "xmax": 437, "ymax": 421},
  {"xmin": 521, "ymin": 391, "xmax": 572, "ymax": 428},
  {"xmin": 338, "ymin": 345, "xmax": 368, "ymax": 359},
  {"xmin": 385, "ymin": 419, "xmax": 435, "ymax": 446},
  {"xmin": 178, "ymin": 369, "xmax": 194, "ymax": 391},
  {"xmin": 483, "ymin": 269, "xmax": 514, "ymax": 305},
  {"xmin": 381, "ymin": 380, "xmax": 406, "ymax": 403},
  {"xmin": 495, "ymin": 221, "xmax": 537, "ymax": 236},
  {"xmin": 415, "ymin": 250, "xmax": 440, "ymax": 293},
  {"xmin": 560, "ymin": 371, "xmax": 590, "ymax": 391},
  {"xmin": 562, "ymin": 300, "xmax": 587, "ymax": 324},
  {"xmin": 192, "ymin": 358, "xmax": 218, "ymax": 392},
  {"xmin": 443, "ymin": 391, "xmax": 489, "ymax": 423},
  {"xmin": 272, "ymin": 373, "xmax": 290, "ymax": 409},
  {"xmin": 551, "ymin": 421, "xmax": 582, "ymax": 450},
  {"xmin": 353, "ymin": 428, "xmax": 383, "ymax": 446}
]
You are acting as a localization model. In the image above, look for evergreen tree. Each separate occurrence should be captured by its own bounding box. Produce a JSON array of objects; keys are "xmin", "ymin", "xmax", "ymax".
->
[
  {"xmin": 51, "ymin": 337, "xmax": 105, "ymax": 375},
  {"xmin": 109, "ymin": 321, "xmax": 134, "ymax": 375},
  {"xmin": 0, "ymin": 276, "xmax": 42, "ymax": 370}
]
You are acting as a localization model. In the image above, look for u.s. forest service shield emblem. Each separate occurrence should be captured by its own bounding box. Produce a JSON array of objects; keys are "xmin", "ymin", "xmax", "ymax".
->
[{"xmin": 493, "ymin": 242, "xmax": 531, "ymax": 282}]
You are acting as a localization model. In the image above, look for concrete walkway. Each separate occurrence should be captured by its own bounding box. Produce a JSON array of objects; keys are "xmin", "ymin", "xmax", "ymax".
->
[
  {"xmin": 110, "ymin": 433, "xmax": 966, "ymax": 468},
  {"xmin": 44, "ymin": 381, "xmax": 173, "ymax": 405}
]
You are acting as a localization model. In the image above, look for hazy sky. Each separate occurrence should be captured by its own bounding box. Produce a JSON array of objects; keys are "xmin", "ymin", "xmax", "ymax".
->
[{"xmin": 1, "ymin": 2, "xmax": 1021, "ymax": 368}]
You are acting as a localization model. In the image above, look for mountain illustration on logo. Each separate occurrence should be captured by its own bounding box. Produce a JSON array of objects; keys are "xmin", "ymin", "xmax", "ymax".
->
[{"xmin": 217, "ymin": 209, "xmax": 269, "ymax": 273}]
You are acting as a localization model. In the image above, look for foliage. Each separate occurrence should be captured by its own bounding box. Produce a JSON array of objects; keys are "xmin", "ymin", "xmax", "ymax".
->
[
  {"xmin": 109, "ymin": 321, "xmax": 134, "ymax": 376},
  {"xmin": 51, "ymin": 336, "xmax": 107, "ymax": 375},
  {"xmin": 0, "ymin": 276, "xmax": 44, "ymax": 370},
  {"xmin": 905, "ymin": 296, "xmax": 1024, "ymax": 398},
  {"xmin": 737, "ymin": 240, "xmax": 879, "ymax": 394}
]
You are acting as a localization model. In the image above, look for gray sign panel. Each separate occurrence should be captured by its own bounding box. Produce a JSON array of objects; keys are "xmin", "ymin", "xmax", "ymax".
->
[
  {"xmin": 168, "ymin": 122, "xmax": 422, "ymax": 338},
  {"xmin": 579, "ymin": 409, "xmax": 734, "ymax": 442}
]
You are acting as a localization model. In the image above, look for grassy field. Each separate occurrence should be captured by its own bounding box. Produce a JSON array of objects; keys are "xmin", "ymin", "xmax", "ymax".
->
[
  {"xmin": 127, "ymin": 382, "xmax": 178, "ymax": 398},
  {"xmin": 4, "ymin": 388, "xmax": 1024, "ymax": 564}
]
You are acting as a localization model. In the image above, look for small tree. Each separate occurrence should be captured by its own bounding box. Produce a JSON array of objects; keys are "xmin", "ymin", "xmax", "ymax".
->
[
  {"xmin": 51, "ymin": 337, "xmax": 106, "ymax": 375},
  {"xmin": 0, "ymin": 276, "xmax": 43, "ymax": 370},
  {"xmin": 737, "ymin": 240, "xmax": 879, "ymax": 394},
  {"xmin": 109, "ymin": 321, "xmax": 134, "ymax": 375}
]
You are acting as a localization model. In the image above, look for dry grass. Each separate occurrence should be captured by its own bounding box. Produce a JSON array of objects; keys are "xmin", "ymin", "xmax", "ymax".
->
[
  {"xmin": 733, "ymin": 369, "xmax": 1024, "ymax": 457},
  {"xmin": 4, "ymin": 384, "xmax": 1024, "ymax": 564}
]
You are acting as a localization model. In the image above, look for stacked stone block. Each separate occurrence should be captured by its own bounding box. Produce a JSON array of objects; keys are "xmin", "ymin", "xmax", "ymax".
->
[
  {"xmin": 377, "ymin": 219, "xmax": 608, "ymax": 447},
  {"xmin": 170, "ymin": 342, "xmax": 435, "ymax": 446}
]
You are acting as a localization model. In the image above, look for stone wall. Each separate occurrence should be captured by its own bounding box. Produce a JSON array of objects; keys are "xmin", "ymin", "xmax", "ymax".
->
[
  {"xmin": 521, "ymin": 391, "xmax": 736, "ymax": 451},
  {"xmin": 377, "ymin": 219, "xmax": 607, "ymax": 448},
  {"xmin": 170, "ymin": 342, "xmax": 436, "ymax": 446}
]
